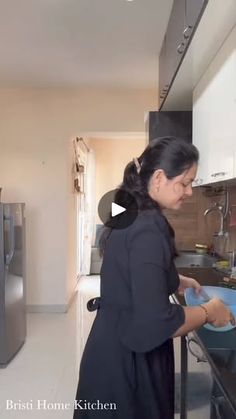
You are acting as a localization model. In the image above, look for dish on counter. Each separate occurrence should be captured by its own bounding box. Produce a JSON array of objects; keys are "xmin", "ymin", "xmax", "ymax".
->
[
  {"xmin": 195, "ymin": 243, "xmax": 208, "ymax": 254},
  {"xmin": 184, "ymin": 286, "xmax": 236, "ymax": 332}
]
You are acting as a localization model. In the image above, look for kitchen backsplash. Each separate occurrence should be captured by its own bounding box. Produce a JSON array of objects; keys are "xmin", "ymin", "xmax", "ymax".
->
[
  {"xmin": 164, "ymin": 184, "xmax": 236, "ymax": 259},
  {"xmin": 164, "ymin": 187, "xmax": 210, "ymax": 251}
]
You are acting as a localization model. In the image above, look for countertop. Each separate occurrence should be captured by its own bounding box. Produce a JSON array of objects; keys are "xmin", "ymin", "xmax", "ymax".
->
[{"xmin": 175, "ymin": 267, "xmax": 236, "ymax": 415}]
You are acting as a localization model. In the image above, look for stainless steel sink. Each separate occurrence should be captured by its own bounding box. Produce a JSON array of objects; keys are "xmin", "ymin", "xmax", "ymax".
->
[{"xmin": 174, "ymin": 252, "xmax": 215, "ymax": 268}]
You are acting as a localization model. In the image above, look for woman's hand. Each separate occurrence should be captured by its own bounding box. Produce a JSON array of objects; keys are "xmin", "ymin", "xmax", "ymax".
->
[
  {"xmin": 204, "ymin": 298, "xmax": 233, "ymax": 327},
  {"xmin": 178, "ymin": 274, "xmax": 201, "ymax": 296}
]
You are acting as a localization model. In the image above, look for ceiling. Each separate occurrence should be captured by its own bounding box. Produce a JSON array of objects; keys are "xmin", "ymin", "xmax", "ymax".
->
[{"xmin": 0, "ymin": 0, "xmax": 173, "ymax": 88}]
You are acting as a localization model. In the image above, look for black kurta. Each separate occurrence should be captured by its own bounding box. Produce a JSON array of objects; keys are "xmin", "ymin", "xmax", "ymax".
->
[{"xmin": 73, "ymin": 209, "xmax": 185, "ymax": 419}]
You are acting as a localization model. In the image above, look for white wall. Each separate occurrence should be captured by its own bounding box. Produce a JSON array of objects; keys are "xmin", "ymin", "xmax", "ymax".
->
[
  {"xmin": 89, "ymin": 136, "xmax": 146, "ymax": 224},
  {"xmin": 0, "ymin": 87, "xmax": 156, "ymax": 311}
]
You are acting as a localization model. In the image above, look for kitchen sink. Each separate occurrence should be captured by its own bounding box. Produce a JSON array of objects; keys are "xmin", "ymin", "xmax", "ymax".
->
[{"xmin": 174, "ymin": 252, "xmax": 215, "ymax": 268}]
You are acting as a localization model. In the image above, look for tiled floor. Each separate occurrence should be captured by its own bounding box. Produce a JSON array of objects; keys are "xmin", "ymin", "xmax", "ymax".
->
[
  {"xmin": 0, "ymin": 275, "xmax": 211, "ymax": 418},
  {"xmin": 0, "ymin": 275, "xmax": 100, "ymax": 419}
]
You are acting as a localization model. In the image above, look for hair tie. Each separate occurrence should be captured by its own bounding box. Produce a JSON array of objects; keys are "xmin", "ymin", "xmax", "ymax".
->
[{"xmin": 133, "ymin": 157, "xmax": 141, "ymax": 174}]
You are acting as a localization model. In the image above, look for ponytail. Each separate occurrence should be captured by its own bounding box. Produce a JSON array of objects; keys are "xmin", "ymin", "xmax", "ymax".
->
[{"xmin": 99, "ymin": 137, "xmax": 199, "ymax": 255}]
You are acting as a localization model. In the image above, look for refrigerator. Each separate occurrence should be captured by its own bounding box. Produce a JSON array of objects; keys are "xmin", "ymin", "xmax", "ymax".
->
[{"xmin": 0, "ymin": 203, "xmax": 26, "ymax": 367}]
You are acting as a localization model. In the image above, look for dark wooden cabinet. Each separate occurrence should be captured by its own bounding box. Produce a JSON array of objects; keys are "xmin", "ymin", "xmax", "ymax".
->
[
  {"xmin": 148, "ymin": 111, "xmax": 192, "ymax": 143},
  {"xmin": 165, "ymin": 0, "xmax": 186, "ymax": 86},
  {"xmin": 185, "ymin": 0, "xmax": 207, "ymax": 29},
  {"xmin": 159, "ymin": 35, "xmax": 169, "ymax": 102},
  {"xmin": 210, "ymin": 381, "xmax": 236, "ymax": 419},
  {"xmin": 159, "ymin": 0, "xmax": 208, "ymax": 109}
]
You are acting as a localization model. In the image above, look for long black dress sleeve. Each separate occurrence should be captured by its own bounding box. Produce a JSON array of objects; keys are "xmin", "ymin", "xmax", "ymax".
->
[{"xmin": 118, "ymin": 221, "xmax": 185, "ymax": 353}]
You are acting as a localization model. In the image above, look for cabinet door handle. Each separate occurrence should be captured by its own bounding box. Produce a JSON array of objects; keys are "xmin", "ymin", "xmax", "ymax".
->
[
  {"xmin": 183, "ymin": 25, "xmax": 193, "ymax": 39},
  {"xmin": 4, "ymin": 215, "xmax": 15, "ymax": 265},
  {"xmin": 187, "ymin": 336, "xmax": 207, "ymax": 362},
  {"xmin": 193, "ymin": 178, "xmax": 203, "ymax": 186},
  {"xmin": 177, "ymin": 42, "xmax": 185, "ymax": 54},
  {"xmin": 162, "ymin": 84, "xmax": 169, "ymax": 91},
  {"xmin": 211, "ymin": 172, "xmax": 226, "ymax": 178}
]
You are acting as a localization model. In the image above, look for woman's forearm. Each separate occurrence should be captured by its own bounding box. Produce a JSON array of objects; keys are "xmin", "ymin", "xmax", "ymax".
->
[{"xmin": 172, "ymin": 305, "xmax": 206, "ymax": 337}]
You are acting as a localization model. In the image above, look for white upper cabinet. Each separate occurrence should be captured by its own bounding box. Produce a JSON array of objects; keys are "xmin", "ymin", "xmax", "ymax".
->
[{"xmin": 193, "ymin": 24, "xmax": 236, "ymax": 186}]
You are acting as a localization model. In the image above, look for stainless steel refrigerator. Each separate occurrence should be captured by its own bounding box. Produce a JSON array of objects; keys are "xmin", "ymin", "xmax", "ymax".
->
[{"xmin": 0, "ymin": 203, "xmax": 26, "ymax": 367}]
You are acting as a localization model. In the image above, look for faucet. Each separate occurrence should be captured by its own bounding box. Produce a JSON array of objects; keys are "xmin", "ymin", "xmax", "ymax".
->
[{"xmin": 204, "ymin": 188, "xmax": 229, "ymax": 237}]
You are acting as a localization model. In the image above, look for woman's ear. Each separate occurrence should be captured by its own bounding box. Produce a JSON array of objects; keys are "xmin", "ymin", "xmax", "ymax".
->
[{"xmin": 152, "ymin": 169, "xmax": 165, "ymax": 189}]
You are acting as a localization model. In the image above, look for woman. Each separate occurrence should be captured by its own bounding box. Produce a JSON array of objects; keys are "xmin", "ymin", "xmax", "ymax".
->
[{"xmin": 73, "ymin": 137, "xmax": 232, "ymax": 419}]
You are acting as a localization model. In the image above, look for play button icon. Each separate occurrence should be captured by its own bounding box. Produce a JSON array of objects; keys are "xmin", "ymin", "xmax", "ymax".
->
[
  {"xmin": 111, "ymin": 202, "xmax": 126, "ymax": 217},
  {"xmin": 98, "ymin": 189, "xmax": 138, "ymax": 229}
]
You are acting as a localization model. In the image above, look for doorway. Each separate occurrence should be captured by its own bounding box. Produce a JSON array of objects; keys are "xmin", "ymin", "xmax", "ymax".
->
[{"xmin": 74, "ymin": 132, "xmax": 146, "ymax": 281}]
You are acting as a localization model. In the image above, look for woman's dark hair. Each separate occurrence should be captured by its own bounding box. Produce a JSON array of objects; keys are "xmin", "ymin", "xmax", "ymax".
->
[{"xmin": 99, "ymin": 136, "xmax": 199, "ymax": 255}]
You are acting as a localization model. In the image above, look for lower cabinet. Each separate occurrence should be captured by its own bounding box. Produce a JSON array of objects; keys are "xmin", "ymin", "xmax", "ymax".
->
[
  {"xmin": 185, "ymin": 334, "xmax": 213, "ymax": 416},
  {"xmin": 181, "ymin": 334, "xmax": 236, "ymax": 419},
  {"xmin": 210, "ymin": 381, "xmax": 236, "ymax": 419}
]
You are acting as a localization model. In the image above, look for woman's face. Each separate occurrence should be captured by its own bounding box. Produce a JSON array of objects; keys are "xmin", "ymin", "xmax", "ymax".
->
[{"xmin": 148, "ymin": 163, "xmax": 198, "ymax": 210}]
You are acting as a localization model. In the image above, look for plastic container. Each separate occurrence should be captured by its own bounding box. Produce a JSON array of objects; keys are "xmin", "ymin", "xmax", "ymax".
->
[{"xmin": 184, "ymin": 286, "xmax": 236, "ymax": 332}]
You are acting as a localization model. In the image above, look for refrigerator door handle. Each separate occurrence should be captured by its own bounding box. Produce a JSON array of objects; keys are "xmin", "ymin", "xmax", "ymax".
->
[{"xmin": 4, "ymin": 215, "xmax": 15, "ymax": 265}]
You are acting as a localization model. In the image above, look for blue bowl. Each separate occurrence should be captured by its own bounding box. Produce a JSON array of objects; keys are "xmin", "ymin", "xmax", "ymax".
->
[{"xmin": 184, "ymin": 286, "xmax": 236, "ymax": 332}]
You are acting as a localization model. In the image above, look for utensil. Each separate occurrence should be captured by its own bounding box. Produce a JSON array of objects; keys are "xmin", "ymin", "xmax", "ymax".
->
[{"xmin": 230, "ymin": 313, "xmax": 236, "ymax": 326}]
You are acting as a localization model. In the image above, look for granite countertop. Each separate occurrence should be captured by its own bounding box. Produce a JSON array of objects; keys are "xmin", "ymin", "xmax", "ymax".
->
[{"xmin": 175, "ymin": 267, "xmax": 236, "ymax": 415}]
